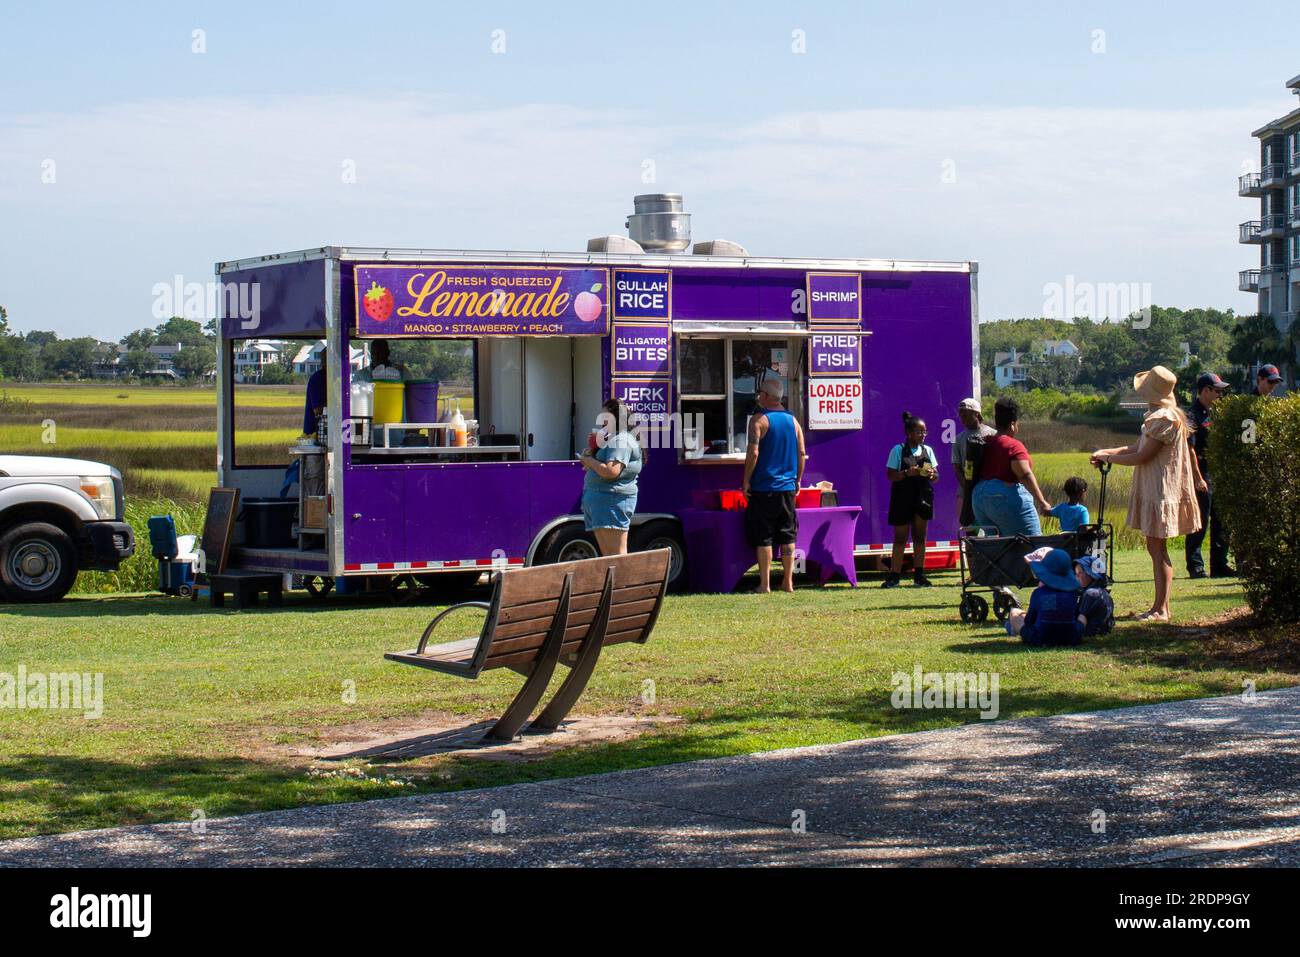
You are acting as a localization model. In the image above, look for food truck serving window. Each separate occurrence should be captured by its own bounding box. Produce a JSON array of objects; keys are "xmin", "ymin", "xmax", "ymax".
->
[
  {"xmin": 350, "ymin": 334, "xmax": 604, "ymax": 464},
  {"xmin": 679, "ymin": 335, "xmax": 802, "ymax": 457}
]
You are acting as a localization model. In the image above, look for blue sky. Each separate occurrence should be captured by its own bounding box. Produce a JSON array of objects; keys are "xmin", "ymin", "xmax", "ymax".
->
[{"xmin": 1, "ymin": 0, "xmax": 1295, "ymax": 338}]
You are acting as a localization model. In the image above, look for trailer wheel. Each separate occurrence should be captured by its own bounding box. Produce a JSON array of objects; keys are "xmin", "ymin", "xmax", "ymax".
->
[
  {"xmin": 631, "ymin": 520, "xmax": 688, "ymax": 591},
  {"xmin": 538, "ymin": 524, "xmax": 599, "ymax": 565},
  {"xmin": 302, "ymin": 576, "xmax": 334, "ymax": 600},
  {"xmin": 0, "ymin": 522, "xmax": 78, "ymax": 604}
]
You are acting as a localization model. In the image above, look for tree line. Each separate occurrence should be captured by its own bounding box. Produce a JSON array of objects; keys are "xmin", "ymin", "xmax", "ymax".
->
[
  {"xmin": 0, "ymin": 311, "xmax": 217, "ymax": 382},
  {"xmin": 978, "ymin": 306, "xmax": 1293, "ymax": 397}
]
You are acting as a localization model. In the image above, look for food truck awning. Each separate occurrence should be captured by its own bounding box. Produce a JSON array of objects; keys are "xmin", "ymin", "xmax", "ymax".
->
[{"xmin": 672, "ymin": 321, "xmax": 871, "ymax": 336}]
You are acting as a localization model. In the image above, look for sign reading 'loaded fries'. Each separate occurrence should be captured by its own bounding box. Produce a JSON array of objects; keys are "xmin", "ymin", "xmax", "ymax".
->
[{"xmin": 807, "ymin": 378, "xmax": 864, "ymax": 430}]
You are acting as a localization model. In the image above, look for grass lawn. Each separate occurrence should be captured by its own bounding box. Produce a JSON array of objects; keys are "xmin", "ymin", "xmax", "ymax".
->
[{"xmin": 1, "ymin": 550, "xmax": 1295, "ymax": 840}]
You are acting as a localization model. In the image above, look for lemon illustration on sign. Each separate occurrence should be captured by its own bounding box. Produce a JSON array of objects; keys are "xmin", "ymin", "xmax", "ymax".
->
[{"xmin": 574, "ymin": 282, "xmax": 604, "ymax": 322}]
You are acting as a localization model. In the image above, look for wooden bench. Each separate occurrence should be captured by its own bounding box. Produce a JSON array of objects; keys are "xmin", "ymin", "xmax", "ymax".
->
[
  {"xmin": 385, "ymin": 549, "xmax": 671, "ymax": 741},
  {"xmin": 208, "ymin": 569, "xmax": 284, "ymax": 609}
]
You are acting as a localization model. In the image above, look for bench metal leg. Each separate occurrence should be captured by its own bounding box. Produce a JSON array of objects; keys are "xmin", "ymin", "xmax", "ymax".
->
[
  {"xmin": 483, "ymin": 574, "xmax": 573, "ymax": 742},
  {"xmin": 531, "ymin": 567, "xmax": 615, "ymax": 731}
]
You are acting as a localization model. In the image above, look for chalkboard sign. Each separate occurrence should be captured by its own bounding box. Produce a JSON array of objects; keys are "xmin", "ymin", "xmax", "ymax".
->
[{"xmin": 200, "ymin": 487, "xmax": 240, "ymax": 576}]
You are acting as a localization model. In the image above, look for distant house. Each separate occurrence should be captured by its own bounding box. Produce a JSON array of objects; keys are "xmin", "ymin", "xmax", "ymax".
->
[
  {"xmin": 234, "ymin": 341, "xmax": 285, "ymax": 383},
  {"xmin": 1037, "ymin": 339, "xmax": 1080, "ymax": 359},
  {"xmin": 994, "ymin": 348, "xmax": 1029, "ymax": 387},
  {"xmin": 289, "ymin": 340, "xmax": 366, "ymax": 377},
  {"xmin": 90, "ymin": 341, "xmax": 127, "ymax": 379},
  {"xmin": 148, "ymin": 342, "xmax": 184, "ymax": 372},
  {"xmin": 994, "ymin": 339, "xmax": 1081, "ymax": 388}
]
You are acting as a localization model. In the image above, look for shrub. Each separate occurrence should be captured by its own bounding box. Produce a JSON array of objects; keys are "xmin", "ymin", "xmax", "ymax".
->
[{"xmin": 1207, "ymin": 393, "xmax": 1300, "ymax": 622}]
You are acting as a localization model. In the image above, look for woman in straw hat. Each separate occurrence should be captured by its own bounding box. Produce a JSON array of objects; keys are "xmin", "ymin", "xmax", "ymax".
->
[{"xmin": 1090, "ymin": 366, "xmax": 1206, "ymax": 621}]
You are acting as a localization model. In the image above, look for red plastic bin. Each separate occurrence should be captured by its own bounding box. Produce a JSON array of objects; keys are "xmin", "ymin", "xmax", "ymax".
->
[
  {"xmin": 718, "ymin": 490, "xmax": 748, "ymax": 511},
  {"xmin": 795, "ymin": 488, "xmax": 822, "ymax": 509}
]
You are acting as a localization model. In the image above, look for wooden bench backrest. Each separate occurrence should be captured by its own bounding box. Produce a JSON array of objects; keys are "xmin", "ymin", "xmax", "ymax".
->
[
  {"xmin": 569, "ymin": 549, "xmax": 670, "ymax": 650},
  {"xmin": 477, "ymin": 562, "xmax": 574, "ymax": 672},
  {"xmin": 476, "ymin": 549, "xmax": 670, "ymax": 673}
]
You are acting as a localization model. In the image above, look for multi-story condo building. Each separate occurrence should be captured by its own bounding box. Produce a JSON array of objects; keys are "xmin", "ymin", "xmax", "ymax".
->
[{"xmin": 1239, "ymin": 73, "xmax": 1300, "ymax": 373}]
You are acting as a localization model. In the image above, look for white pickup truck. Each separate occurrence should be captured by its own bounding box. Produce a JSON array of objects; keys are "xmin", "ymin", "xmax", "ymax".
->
[{"xmin": 0, "ymin": 455, "xmax": 136, "ymax": 603}]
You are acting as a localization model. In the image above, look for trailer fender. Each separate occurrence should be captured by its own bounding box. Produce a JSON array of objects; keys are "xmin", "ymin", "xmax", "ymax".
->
[{"xmin": 525, "ymin": 512, "xmax": 679, "ymax": 567}]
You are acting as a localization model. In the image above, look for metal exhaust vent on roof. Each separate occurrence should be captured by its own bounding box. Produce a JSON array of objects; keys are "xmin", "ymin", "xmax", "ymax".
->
[
  {"xmin": 625, "ymin": 193, "xmax": 691, "ymax": 254},
  {"xmin": 692, "ymin": 239, "xmax": 748, "ymax": 257},
  {"xmin": 587, "ymin": 235, "xmax": 645, "ymax": 254}
]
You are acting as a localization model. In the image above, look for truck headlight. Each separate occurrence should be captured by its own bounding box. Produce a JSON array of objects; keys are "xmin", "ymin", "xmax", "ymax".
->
[{"xmin": 79, "ymin": 476, "xmax": 116, "ymax": 520}]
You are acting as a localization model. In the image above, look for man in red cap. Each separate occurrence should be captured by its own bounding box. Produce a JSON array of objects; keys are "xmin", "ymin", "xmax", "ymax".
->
[
  {"xmin": 1185, "ymin": 372, "xmax": 1232, "ymax": 578},
  {"xmin": 1251, "ymin": 363, "xmax": 1283, "ymax": 397}
]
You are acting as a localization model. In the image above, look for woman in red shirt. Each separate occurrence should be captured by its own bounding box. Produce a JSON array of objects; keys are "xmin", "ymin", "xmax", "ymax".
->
[{"xmin": 970, "ymin": 397, "xmax": 1052, "ymax": 536}]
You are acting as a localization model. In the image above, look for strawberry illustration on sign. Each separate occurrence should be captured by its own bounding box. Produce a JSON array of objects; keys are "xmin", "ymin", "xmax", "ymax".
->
[
  {"xmin": 574, "ymin": 282, "xmax": 604, "ymax": 323},
  {"xmin": 363, "ymin": 281, "xmax": 394, "ymax": 322}
]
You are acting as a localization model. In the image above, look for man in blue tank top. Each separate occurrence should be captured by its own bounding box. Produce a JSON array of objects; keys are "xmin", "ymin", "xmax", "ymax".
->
[{"xmin": 743, "ymin": 378, "xmax": 806, "ymax": 593}]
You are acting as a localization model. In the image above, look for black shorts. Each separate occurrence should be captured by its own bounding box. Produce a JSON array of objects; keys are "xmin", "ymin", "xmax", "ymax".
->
[
  {"xmin": 745, "ymin": 490, "xmax": 798, "ymax": 548},
  {"xmin": 887, "ymin": 478, "xmax": 934, "ymax": 526}
]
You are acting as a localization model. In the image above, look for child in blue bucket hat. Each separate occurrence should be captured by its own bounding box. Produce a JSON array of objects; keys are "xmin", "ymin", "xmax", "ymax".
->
[{"xmin": 1005, "ymin": 548, "xmax": 1084, "ymax": 647}]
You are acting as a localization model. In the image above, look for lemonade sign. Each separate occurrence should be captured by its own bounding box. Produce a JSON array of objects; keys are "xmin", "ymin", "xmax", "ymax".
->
[{"xmin": 355, "ymin": 264, "xmax": 610, "ymax": 337}]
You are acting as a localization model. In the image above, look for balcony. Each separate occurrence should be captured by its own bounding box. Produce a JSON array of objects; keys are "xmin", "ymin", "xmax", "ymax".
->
[
  {"xmin": 1261, "ymin": 163, "xmax": 1287, "ymax": 188},
  {"xmin": 1293, "ymin": 206, "xmax": 1300, "ymax": 225},
  {"xmin": 1239, "ymin": 269, "xmax": 1260, "ymax": 292},
  {"xmin": 1261, "ymin": 213, "xmax": 1288, "ymax": 238},
  {"xmin": 1239, "ymin": 220, "xmax": 1262, "ymax": 243},
  {"xmin": 1239, "ymin": 172, "xmax": 1262, "ymax": 196}
]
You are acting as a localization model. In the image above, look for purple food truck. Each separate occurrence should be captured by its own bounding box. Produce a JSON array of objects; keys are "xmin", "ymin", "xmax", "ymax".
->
[{"xmin": 214, "ymin": 200, "xmax": 979, "ymax": 594}]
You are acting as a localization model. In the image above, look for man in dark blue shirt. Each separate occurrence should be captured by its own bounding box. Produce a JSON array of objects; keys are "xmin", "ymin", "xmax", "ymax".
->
[{"xmin": 1185, "ymin": 372, "xmax": 1231, "ymax": 578}]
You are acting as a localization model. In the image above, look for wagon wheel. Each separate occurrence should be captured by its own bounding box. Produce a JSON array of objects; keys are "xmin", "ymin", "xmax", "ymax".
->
[
  {"xmin": 992, "ymin": 591, "xmax": 1018, "ymax": 622},
  {"xmin": 303, "ymin": 576, "xmax": 334, "ymax": 600},
  {"xmin": 960, "ymin": 594, "xmax": 989, "ymax": 624}
]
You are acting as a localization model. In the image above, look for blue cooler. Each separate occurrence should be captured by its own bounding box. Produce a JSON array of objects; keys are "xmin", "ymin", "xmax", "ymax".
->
[{"xmin": 147, "ymin": 515, "xmax": 198, "ymax": 597}]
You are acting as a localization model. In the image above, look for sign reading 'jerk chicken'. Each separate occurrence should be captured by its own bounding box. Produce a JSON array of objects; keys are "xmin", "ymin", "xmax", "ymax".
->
[{"xmin": 355, "ymin": 264, "xmax": 610, "ymax": 337}]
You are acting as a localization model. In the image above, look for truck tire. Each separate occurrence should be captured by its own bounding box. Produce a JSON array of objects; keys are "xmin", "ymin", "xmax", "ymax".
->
[
  {"xmin": 538, "ymin": 524, "xmax": 599, "ymax": 565},
  {"xmin": 0, "ymin": 522, "xmax": 79, "ymax": 603},
  {"xmin": 631, "ymin": 520, "xmax": 688, "ymax": 591}
]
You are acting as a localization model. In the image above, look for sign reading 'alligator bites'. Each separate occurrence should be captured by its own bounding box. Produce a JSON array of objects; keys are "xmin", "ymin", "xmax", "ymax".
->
[
  {"xmin": 355, "ymin": 264, "xmax": 610, "ymax": 337},
  {"xmin": 611, "ymin": 323, "xmax": 672, "ymax": 377}
]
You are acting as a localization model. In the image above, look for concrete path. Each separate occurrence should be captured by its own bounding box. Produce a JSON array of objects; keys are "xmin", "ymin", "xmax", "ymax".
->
[{"xmin": 3, "ymin": 688, "xmax": 1299, "ymax": 867}]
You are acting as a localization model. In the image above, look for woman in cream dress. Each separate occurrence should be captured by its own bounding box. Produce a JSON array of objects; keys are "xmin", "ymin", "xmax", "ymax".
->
[{"xmin": 1091, "ymin": 366, "xmax": 1205, "ymax": 622}]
